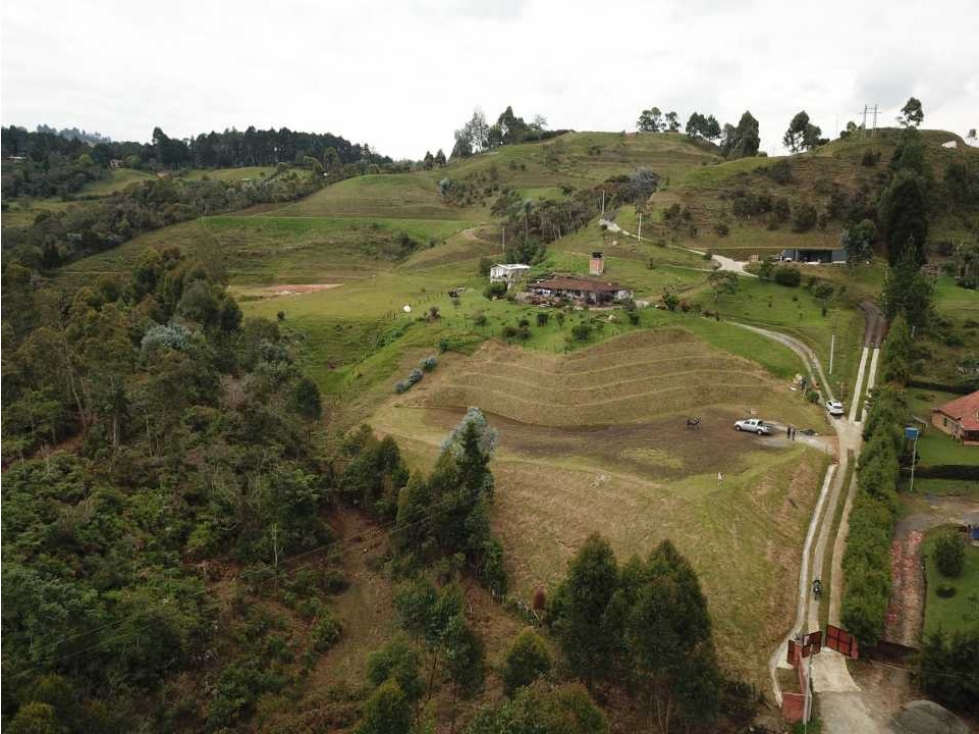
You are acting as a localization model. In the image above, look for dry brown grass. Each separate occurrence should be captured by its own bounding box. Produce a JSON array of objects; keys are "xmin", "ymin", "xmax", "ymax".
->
[{"xmin": 367, "ymin": 330, "xmax": 829, "ymax": 686}]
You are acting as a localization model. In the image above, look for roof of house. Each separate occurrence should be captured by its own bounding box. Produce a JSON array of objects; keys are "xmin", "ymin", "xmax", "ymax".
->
[
  {"xmin": 530, "ymin": 277, "xmax": 625, "ymax": 293},
  {"xmin": 493, "ymin": 263, "xmax": 531, "ymax": 271},
  {"xmin": 932, "ymin": 391, "xmax": 979, "ymax": 431}
]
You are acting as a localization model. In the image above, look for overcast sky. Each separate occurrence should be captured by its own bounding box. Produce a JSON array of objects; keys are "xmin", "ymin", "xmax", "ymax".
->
[{"xmin": 2, "ymin": 0, "xmax": 977, "ymax": 159}]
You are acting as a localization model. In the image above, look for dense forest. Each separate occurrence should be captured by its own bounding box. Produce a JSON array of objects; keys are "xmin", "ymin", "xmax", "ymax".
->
[{"xmin": 1, "ymin": 125, "xmax": 390, "ymax": 200}]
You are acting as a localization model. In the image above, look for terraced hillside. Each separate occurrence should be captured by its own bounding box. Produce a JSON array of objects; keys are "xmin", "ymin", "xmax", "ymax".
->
[
  {"xmin": 417, "ymin": 329, "xmax": 815, "ymax": 427},
  {"xmin": 370, "ymin": 328, "xmax": 828, "ymax": 684}
]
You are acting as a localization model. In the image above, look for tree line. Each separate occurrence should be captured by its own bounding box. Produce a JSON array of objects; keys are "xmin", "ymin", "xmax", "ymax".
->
[
  {"xmin": 1, "ymin": 124, "xmax": 391, "ymax": 201},
  {"xmin": 2, "ymin": 167, "xmax": 327, "ymax": 270}
]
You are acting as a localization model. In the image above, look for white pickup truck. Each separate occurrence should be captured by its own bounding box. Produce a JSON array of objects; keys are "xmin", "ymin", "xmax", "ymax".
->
[{"xmin": 734, "ymin": 418, "xmax": 772, "ymax": 435}]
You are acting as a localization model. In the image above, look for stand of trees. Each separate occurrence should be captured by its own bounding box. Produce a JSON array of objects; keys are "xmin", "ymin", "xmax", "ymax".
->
[
  {"xmin": 451, "ymin": 107, "xmax": 564, "ymax": 158},
  {"xmin": 2, "ymin": 249, "xmax": 338, "ymax": 732},
  {"xmin": 548, "ymin": 535, "xmax": 724, "ymax": 733},
  {"xmin": 3, "ymin": 167, "xmax": 325, "ymax": 270},
  {"xmin": 1, "ymin": 124, "xmax": 389, "ymax": 199}
]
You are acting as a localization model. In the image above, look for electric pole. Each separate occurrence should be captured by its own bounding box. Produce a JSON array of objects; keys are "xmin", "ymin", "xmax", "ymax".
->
[{"xmin": 638, "ymin": 211, "xmax": 642, "ymax": 242}]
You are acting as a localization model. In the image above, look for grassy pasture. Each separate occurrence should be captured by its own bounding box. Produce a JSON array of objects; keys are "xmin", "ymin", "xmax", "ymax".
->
[
  {"xmin": 367, "ymin": 329, "xmax": 828, "ymax": 683},
  {"xmin": 442, "ymin": 131, "xmax": 722, "ymax": 194},
  {"xmin": 922, "ymin": 526, "xmax": 979, "ymax": 637},
  {"xmin": 59, "ymin": 215, "xmax": 479, "ymax": 286},
  {"xmin": 181, "ymin": 166, "xmax": 277, "ymax": 182},
  {"xmin": 80, "ymin": 167, "xmax": 158, "ymax": 196},
  {"xmin": 266, "ymin": 173, "xmax": 471, "ymax": 219}
]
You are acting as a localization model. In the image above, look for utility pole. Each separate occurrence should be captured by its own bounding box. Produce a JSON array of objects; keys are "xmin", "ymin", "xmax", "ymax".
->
[
  {"xmin": 829, "ymin": 332, "xmax": 835, "ymax": 374},
  {"xmin": 871, "ymin": 104, "xmax": 878, "ymax": 136},
  {"xmin": 601, "ymin": 189, "xmax": 605, "ymax": 216},
  {"xmin": 638, "ymin": 211, "xmax": 642, "ymax": 242},
  {"xmin": 501, "ymin": 226, "xmax": 505, "ymax": 255}
]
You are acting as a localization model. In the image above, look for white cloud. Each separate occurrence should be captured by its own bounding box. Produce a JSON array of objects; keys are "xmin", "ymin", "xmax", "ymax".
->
[{"xmin": 2, "ymin": 0, "xmax": 976, "ymax": 158}]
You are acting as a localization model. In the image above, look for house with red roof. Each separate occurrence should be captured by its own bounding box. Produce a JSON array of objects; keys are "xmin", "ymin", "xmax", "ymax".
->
[{"xmin": 931, "ymin": 391, "xmax": 979, "ymax": 445}]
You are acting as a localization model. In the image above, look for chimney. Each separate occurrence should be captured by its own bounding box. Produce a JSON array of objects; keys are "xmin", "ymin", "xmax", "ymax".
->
[{"xmin": 589, "ymin": 251, "xmax": 605, "ymax": 275}]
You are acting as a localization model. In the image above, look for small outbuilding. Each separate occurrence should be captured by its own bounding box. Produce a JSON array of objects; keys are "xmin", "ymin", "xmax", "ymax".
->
[
  {"xmin": 489, "ymin": 263, "xmax": 531, "ymax": 288},
  {"xmin": 779, "ymin": 247, "xmax": 847, "ymax": 264},
  {"xmin": 931, "ymin": 391, "xmax": 979, "ymax": 445}
]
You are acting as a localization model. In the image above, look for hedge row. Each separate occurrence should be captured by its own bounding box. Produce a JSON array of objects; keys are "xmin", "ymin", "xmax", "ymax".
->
[
  {"xmin": 907, "ymin": 378, "xmax": 978, "ymax": 395},
  {"xmin": 840, "ymin": 383, "xmax": 908, "ymax": 646},
  {"xmin": 907, "ymin": 464, "xmax": 979, "ymax": 481}
]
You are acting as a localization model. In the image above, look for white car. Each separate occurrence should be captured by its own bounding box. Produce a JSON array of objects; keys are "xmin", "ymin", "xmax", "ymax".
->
[
  {"xmin": 734, "ymin": 418, "xmax": 772, "ymax": 435},
  {"xmin": 825, "ymin": 400, "xmax": 845, "ymax": 417}
]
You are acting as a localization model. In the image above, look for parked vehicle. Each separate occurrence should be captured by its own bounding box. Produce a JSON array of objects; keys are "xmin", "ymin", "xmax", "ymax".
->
[
  {"xmin": 825, "ymin": 400, "xmax": 845, "ymax": 417},
  {"xmin": 734, "ymin": 418, "xmax": 772, "ymax": 435}
]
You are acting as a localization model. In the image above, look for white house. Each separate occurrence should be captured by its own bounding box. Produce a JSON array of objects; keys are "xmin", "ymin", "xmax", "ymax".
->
[{"xmin": 489, "ymin": 263, "xmax": 531, "ymax": 288}]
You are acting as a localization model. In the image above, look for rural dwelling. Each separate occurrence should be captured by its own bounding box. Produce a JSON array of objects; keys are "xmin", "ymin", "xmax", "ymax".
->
[
  {"xmin": 931, "ymin": 391, "xmax": 979, "ymax": 445},
  {"xmin": 527, "ymin": 276, "xmax": 632, "ymax": 304},
  {"xmin": 779, "ymin": 247, "xmax": 847, "ymax": 264},
  {"xmin": 489, "ymin": 263, "xmax": 531, "ymax": 288}
]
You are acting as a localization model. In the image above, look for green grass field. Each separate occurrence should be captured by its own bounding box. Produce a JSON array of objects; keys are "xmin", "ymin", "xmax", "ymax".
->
[
  {"xmin": 80, "ymin": 168, "xmax": 158, "ymax": 196},
  {"xmin": 182, "ymin": 166, "xmax": 277, "ymax": 182},
  {"xmin": 922, "ymin": 527, "xmax": 979, "ymax": 637}
]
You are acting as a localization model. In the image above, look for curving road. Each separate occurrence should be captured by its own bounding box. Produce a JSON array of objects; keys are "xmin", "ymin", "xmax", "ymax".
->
[{"xmin": 742, "ymin": 313, "xmax": 883, "ymax": 733}]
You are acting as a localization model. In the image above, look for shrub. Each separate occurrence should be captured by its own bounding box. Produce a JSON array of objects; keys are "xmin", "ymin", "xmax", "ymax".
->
[
  {"xmin": 536, "ymin": 312, "xmax": 549, "ymax": 327},
  {"xmin": 933, "ymin": 532, "xmax": 965, "ymax": 577},
  {"xmin": 792, "ymin": 204, "xmax": 818, "ymax": 232},
  {"xmin": 311, "ymin": 612, "xmax": 342, "ymax": 652},
  {"xmin": 502, "ymin": 325, "xmax": 518, "ymax": 340},
  {"xmin": 936, "ymin": 584, "xmax": 957, "ymax": 598},
  {"xmin": 502, "ymin": 630, "xmax": 552, "ymax": 695},
  {"xmin": 774, "ymin": 266, "xmax": 802, "ymax": 287},
  {"xmin": 474, "ymin": 314, "xmax": 488, "ymax": 327},
  {"xmin": 484, "ymin": 281, "xmax": 508, "ymax": 300},
  {"xmin": 627, "ymin": 310, "xmax": 640, "ymax": 325},
  {"xmin": 420, "ymin": 355, "xmax": 438, "ymax": 372},
  {"xmin": 570, "ymin": 322, "xmax": 593, "ymax": 342},
  {"xmin": 714, "ymin": 222, "xmax": 730, "ymax": 237}
]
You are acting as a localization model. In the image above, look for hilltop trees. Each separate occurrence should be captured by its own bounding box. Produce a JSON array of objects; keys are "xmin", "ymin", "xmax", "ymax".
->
[
  {"xmin": 665, "ymin": 110, "xmax": 680, "ymax": 132},
  {"xmin": 898, "ymin": 97, "xmax": 924, "ymax": 127},
  {"xmin": 686, "ymin": 112, "xmax": 721, "ymax": 142},
  {"xmin": 720, "ymin": 111, "xmax": 761, "ymax": 159},
  {"xmin": 783, "ymin": 111, "xmax": 825, "ymax": 152},
  {"xmin": 637, "ymin": 107, "xmax": 664, "ymax": 132}
]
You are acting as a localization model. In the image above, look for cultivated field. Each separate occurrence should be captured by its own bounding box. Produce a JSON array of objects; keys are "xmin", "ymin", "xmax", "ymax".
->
[{"xmin": 368, "ymin": 329, "xmax": 829, "ymax": 683}]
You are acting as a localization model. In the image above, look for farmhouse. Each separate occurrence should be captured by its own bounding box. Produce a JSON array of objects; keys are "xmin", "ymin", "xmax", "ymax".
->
[
  {"xmin": 931, "ymin": 391, "xmax": 979, "ymax": 445},
  {"xmin": 527, "ymin": 276, "xmax": 632, "ymax": 304},
  {"xmin": 489, "ymin": 263, "xmax": 531, "ymax": 288},
  {"xmin": 779, "ymin": 247, "xmax": 847, "ymax": 264}
]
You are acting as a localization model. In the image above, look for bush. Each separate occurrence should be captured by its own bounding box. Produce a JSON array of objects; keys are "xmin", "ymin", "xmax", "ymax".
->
[
  {"xmin": 474, "ymin": 314, "xmax": 488, "ymax": 327},
  {"xmin": 570, "ymin": 322, "xmax": 593, "ymax": 342},
  {"xmin": 792, "ymin": 204, "xmax": 818, "ymax": 232},
  {"xmin": 536, "ymin": 312, "xmax": 549, "ymax": 327},
  {"xmin": 933, "ymin": 532, "xmax": 965, "ymax": 577},
  {"xmin": 936, "ymin": 584, "xmax": 957, "ymax": 598},
  {"xmin": 420, "ymin": 355, "xmax": 438, "ymax": 372},
  {"xmin": 502, "ymin": 630, "xmax": 552, "ymax": 695},
  {"xmin": 311, "ymin": 612, "xmax": 342, "ymax": 652},
  {"xmin": 484, "ymin": 281, "xmax": 508, "ymax": 300},
  {"xmin": 774, "ymin": 266, "xmax": 802, "ymax": 287}
]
